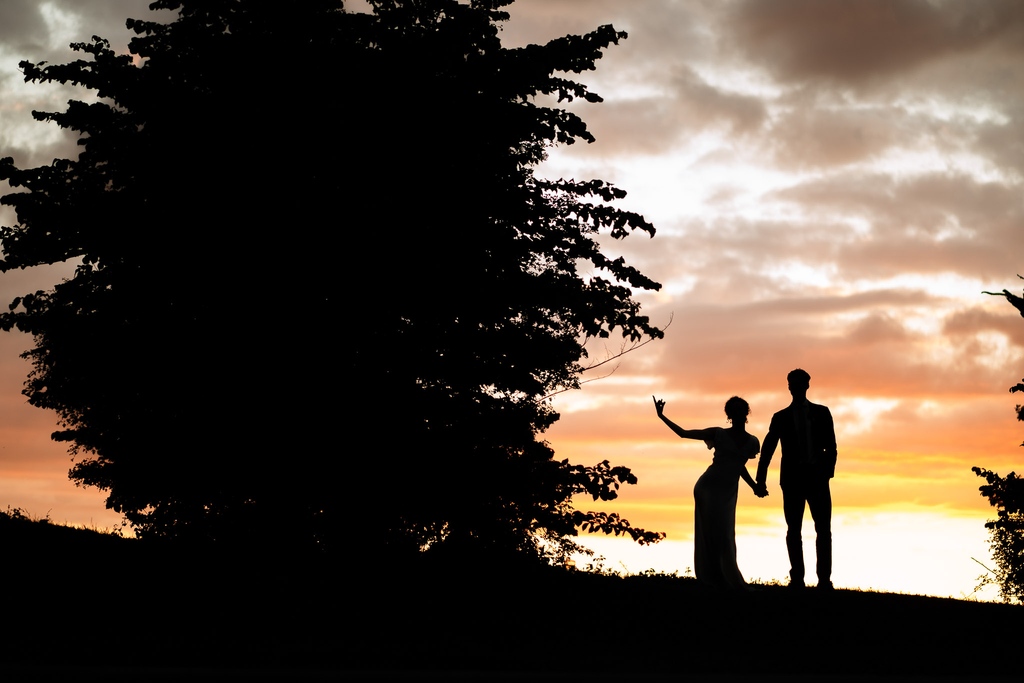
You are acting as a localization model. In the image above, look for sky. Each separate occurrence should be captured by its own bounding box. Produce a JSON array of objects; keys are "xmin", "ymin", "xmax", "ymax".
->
[{"xmin": 0, "ymin": 1, "xmax": 1022, "ymax": 599}]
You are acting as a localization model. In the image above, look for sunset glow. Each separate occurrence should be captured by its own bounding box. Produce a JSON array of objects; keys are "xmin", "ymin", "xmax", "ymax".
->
[
  {"xmin": 0, "ymin": 1, "xmax": 1021, "ymax": 600},
  {"xmin": 501, "ymin": 0, "xmax": 1024, "ymax": 599}
]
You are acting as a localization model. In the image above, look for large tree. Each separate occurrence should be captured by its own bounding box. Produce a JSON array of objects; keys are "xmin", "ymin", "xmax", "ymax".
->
[
  {"xmin": 974, "ymin": 275, "xmax": 1024, "ymax": 600},
  {"xmin": 0, "ymin": 0, "xmax": 663, "ymax": 558}
]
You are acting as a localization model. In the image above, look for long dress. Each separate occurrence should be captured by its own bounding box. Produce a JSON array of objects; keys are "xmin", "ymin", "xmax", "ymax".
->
[{"xmin": 693, "ymin": 427, "xmax": 760, "ymax": 589}]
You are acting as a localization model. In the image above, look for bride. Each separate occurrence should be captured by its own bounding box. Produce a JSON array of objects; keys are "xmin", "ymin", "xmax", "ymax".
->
[{"xmin": 654, "ymin": 395, "xmax": 764, "ymax": 589}]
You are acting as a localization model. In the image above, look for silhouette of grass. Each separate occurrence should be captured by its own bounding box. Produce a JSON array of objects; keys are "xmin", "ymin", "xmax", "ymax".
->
[{"xmin": 1, "ymin": 512, "xmax": 1019, "ymax": 681}]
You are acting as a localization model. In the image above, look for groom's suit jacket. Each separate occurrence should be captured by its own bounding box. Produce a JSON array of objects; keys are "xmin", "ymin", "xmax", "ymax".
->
[{"xmin": 756, "ymin": 401, "xmax": 837, "ymax": 488}]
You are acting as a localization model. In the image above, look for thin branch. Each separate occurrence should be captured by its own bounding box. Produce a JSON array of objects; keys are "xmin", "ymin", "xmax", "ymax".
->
[
  {"xmin": 972, "ymin": 556, "xmax": 995, "ymax": 575},
  {"xmin": 583, "ymin": 327, "xmax": 665, "ymax": 373},
  {"xmin": 983, "ymin": 275, "xmax": 1024, "ymax": 318},
  {"xmin": 540, "ymin": 313, "xmax": 672, "ymax": 401},
  {"xmin": 585, "ymin": 313, "xmax": 672, "ymax": 371}
]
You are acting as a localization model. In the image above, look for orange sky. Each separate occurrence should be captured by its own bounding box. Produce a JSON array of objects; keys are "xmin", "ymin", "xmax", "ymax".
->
[
  {"xmin": 503, "ymin": 0, "xmax": 1024, "ymax": 598},
  {"xmin": 0, "ymin": 1, "xmax": 1022, "ymax": 598}
]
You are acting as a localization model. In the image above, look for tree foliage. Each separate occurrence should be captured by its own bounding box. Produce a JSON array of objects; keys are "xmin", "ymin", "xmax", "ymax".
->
[
  {"xmin": 0, "ymin": 0, "xmax": 664, "ymax": 558},
  {"xmin": 972, "ymin": 467, "xmax": 1024, "ymax": 601},
  {"xmin": 975, "ymin": 274, "xmax": 1024, "ymax": 600}
]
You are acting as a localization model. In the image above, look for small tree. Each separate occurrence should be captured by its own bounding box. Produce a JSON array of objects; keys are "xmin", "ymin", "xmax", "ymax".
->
[
  {"xmin": 0, "ymin": 0, "xmax": 664, "ymax": 558},
  {"xmin": 975, "ymin": 275, "xmax": 1024, "ymax": 600}
]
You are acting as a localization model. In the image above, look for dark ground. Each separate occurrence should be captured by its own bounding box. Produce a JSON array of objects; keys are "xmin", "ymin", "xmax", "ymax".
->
[{"xmin": 2, "ymin": 516, "xmax": 1020, "ymax": 681}]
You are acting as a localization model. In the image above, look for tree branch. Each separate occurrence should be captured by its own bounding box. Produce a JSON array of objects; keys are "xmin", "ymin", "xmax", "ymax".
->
[{"xmin": 541, "ymin": 313, "xmax": 672, "ymax": 400}]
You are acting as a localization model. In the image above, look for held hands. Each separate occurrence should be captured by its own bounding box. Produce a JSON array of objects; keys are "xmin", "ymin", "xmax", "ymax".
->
[
  {"xmin": 653, "ymin": 395, "xmax": 666, "ymax": 418},
  {"xmin": 752, "ymin": 481, "xmax": 769, "ymax": 498}
]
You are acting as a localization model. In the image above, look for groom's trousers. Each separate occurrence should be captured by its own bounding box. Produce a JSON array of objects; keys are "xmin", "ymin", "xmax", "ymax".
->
[{"xmin": 781, "ymin": 475, "xmax": 832, "ymax": 585}]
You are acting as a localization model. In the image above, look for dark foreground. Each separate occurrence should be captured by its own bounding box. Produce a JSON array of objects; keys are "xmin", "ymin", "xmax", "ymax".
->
[{"xmin": 2, "ymin": 517, "xmax": 1020, "ymax": 681}]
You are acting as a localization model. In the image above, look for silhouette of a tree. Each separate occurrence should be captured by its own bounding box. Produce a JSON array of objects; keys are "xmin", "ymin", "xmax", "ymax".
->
[
  {"xmin": 0, "ymin": 0, "xmax": 664, "ymax": 559},
  {"xmin": 974, "ymin": 275, "xmax": 1024, "ymax": 600}
]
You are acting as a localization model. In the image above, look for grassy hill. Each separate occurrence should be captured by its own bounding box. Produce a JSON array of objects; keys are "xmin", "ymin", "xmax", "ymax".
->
[{"xmin": 2, "ymin": 511, "xmax": 1020, "ymax": 681}]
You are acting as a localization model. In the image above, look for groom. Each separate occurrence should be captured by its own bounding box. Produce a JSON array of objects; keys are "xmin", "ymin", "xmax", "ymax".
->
[{"xmin": 755, "ymin": 369, "xmax": 837, "ymax": 590}]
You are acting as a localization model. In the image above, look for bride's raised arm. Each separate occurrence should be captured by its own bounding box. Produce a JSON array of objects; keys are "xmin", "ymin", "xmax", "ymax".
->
[{"xmin": 653, "ymin": 396, "xmax": 716, "ymax": 441}]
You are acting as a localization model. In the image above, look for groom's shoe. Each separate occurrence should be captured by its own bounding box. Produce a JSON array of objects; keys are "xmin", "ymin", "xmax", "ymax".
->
[{"xmin": 788, "ymin": 579, "xmax": 805, "ymax": 590}]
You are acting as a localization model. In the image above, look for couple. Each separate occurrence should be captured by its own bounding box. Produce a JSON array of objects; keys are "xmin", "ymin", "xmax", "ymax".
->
[{"xmin": 653, "ymin": 369, "xmax": 837, "ymax": 591}]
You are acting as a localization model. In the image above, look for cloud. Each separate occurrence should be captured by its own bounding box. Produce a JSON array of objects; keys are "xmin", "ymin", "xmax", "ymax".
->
[
  {"xmin": 0, "ymin": 1, "xmax": 48, "ymax": 51},
  {"xmin": 0, "ymin": 1, "xmax": 1016, "ymax": 594},
  {"xmin": 756, "ymin": 174, "xmax": 1020, "ymax": 280},
  {"xmin": 729, "ymin": 0, "xmax": 1024, "ymax": 88},
  {"xmin": 767, "ymin": 103, "xmax": 912, "ymax": 169},
  {"xmin": 565, "ymin": 66, "xmax": 768, "ymax": 157},
  {"xmin": 944, "ymin": 307, "xmax": 1024, "ymax": 347},
  {"xmin": 0, "ymin": 0, "xmax": 155, "ymax": 167}
]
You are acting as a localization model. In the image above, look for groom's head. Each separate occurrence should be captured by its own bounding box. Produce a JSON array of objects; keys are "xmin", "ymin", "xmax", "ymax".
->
[{"xmin": 787, "ymin": 368, "xmax": 810, "ymax": 401}]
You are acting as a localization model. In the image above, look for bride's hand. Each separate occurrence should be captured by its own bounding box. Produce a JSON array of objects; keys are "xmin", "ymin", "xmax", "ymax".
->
[{"xmin": 653, "ymin": 395, "xmax": 666, "ymax": 417}]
